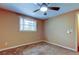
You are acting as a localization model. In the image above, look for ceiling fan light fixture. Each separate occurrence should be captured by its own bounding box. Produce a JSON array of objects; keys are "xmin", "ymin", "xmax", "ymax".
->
[{"xmin": 40, "ymin": 7, "xmax": 48, "ymax": 12}]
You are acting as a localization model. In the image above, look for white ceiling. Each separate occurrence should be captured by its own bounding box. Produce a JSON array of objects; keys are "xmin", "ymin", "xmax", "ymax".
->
[{"xmin": 0, "ymin": 3, "xmax": 79, "ymax": 19}]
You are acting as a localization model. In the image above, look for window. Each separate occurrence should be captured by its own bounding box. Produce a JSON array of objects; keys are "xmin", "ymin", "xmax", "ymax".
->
[{"xmin": 20, "ymin": 17, "xmax": 37, "ymax": 31}]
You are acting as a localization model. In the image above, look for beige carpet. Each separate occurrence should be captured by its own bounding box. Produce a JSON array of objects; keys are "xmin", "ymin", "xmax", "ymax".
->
[
  {"xmin": 22, "ymin": 42, "xmax": 79, "ymax": 55},
  {"xmin": 0, "ymin": 42, "xmax": 79, "ymax": 55}
]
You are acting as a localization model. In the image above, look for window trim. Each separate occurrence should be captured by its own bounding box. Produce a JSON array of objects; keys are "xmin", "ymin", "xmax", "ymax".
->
[{"xmin": 19, "ymin": 16, "xmax": 37, "ymax": 32}]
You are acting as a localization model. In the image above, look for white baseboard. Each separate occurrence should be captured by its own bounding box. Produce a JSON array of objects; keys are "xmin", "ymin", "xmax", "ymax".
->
[
  {"xmin": 0, "ymin": 40, "xmax": 77, "ymax": 52},
  {"xmin": 45, "ymin": 41, "xmax": 76, "ymax": 52},
  {"xmin": 0, "ymin": 40, "xmax": 42, "ymax": 52}
]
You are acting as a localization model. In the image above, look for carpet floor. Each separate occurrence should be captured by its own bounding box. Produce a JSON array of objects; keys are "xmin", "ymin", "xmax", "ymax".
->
[{"xmin": 0, "ymin": 42, "xmax": 79, "ymax": 55}]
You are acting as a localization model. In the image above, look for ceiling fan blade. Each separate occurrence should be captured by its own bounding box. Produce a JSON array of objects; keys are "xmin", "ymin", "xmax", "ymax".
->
[
  {"xmin": 49, "ymin": 7, "xmax": 60, "ymax": 11},
  {"xmin": 37, "ymin": 3, "xmax": 41, "ymax": 6},
  {"xmin": 44, "ymin": 12, "xmax": 47, "ymax": 15},
  {"xmin": 33, "ymin": 9, "xmax": 40, "ymax": 12}
]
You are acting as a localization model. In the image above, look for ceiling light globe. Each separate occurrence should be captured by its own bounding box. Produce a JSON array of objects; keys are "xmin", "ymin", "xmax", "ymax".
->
[{"xmin": 40, "ymin": 7, "xmax": 48, "ymax": 12}]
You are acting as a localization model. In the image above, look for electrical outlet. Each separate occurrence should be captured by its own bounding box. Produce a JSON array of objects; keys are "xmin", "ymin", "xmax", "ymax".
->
[{"xmin": 5, "ymin": 42, "xmax": 8, "ymax": 46}]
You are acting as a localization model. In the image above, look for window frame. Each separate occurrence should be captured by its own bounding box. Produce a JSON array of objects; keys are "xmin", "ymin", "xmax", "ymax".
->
[{"xmin": 19, "ymin": 16, "xmax": 37, "ymax": 32}]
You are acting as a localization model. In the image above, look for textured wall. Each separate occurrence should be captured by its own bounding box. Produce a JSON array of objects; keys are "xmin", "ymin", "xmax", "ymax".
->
[
  {"xmin": 0, "ymin": 9, "xmax": 45, "ymax": 50},
  {"xmin": 45, "ymin": 11, "xmax": 77, "ymax": 51}
]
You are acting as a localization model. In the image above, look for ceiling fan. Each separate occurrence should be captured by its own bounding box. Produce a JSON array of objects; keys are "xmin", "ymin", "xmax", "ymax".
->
[{"xmin": 33, "ymin": 3, "xmax": 60, "ymax": 15}]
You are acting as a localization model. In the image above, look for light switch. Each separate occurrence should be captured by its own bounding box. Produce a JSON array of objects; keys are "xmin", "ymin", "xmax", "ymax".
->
[
  {"xmin": 67, "ymin": 30, "xmax": 70, "ymax": 34},
  {"xmin": 66, "ymin": 29, "xmax": 73, "ymax": 34}
]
